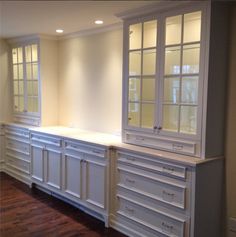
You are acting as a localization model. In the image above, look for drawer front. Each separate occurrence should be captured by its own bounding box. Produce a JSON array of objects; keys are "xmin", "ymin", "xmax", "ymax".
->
[
  {"xmin": 117, "ymin": 195, "xmax": 186, "ymax": 237},
  {"xmin": 5, "ymin": 126, "xmax": 29, "ymax": 138},
  {"xmin": 6, "ymin": 139, "xmax": 30, "ymax": 154},
  {"xmin": 5, "ymin": 149, "xmax": 30, "ymax": 162},
  {"xmin": 31, "ymin": 133, "xmax": 62, "ymax": 147},
  {"xmin": 6, "ymin": 154, "xmax": 30, "ymax": 174},
  {"xmin": 64, "ymin": 140, "xmax": 106, "ymax": 158},
  {"xmin": 124, "ymin": 131, "xmax": 196, "ymax": 156},
  {"xmin": 118, "ymin": 167, "xmax": 186, "ymax": 209},
  {"xmin": 117, "ymin": 151, "xmax": 187, "ymax": 180}
]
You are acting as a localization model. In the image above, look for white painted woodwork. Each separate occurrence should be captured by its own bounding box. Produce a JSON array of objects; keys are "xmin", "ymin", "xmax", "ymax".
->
[
  {"xmin": 121, "ymin": 1, "xmax": 228, "ymax": 159},
  {"xmin": 64, "ymin": 154, "xmax": 83, "ymax": 199},
  {"xmin": 84, "ymin": 156, "xmax": 106, "ymax": 209},
  {"xmin": 3, "ymin": 125, "xmax": 31, "ymax": 184},
  {"xmin": 45, "ymin": 148, "xmax": 62, "ymax": 190},
  {"xmin": 31, "ymin": 144, "xmax": 44, "ymax": 182}
]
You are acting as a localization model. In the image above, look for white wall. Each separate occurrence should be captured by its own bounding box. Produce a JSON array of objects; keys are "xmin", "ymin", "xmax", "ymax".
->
[
  {"xmin": 0, "ymin": 39, "xmax": 12, "ymax": 122},
  {"xmin": 58, "ymin": 29, "xmax": 123, "ymax": 134}
]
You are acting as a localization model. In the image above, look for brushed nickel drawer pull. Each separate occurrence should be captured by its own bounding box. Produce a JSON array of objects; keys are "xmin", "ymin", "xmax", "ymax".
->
[
  {"xmin": 162, "ymin": 166, "xmax": 175, "ymax": 174},
  {"xmin": 92, "ymin": 150, "xmax": 101, "ymax": 154},
  {"xmin": 162, "ymin": 190, "xmax": 175, "ymax": 197},
  {"xmin": 125, "ymin": 178, "xmax": 135, "ymax": 184},
  {"xmin": 162, "ymin": 222, "xmax": 173, "ymax": 230},
  {"xmin": 126, "ymin": 157, "xmax": 135, "ymax": 161},
  {"xmin": 125, "ymin": 206, "xmax": 134, "ymax": 213}
]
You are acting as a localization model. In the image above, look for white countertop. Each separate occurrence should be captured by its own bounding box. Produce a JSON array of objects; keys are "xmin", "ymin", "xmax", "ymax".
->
[{"xmin": 4, "ymin": 123, "xmax": 222, "ymax": 166}]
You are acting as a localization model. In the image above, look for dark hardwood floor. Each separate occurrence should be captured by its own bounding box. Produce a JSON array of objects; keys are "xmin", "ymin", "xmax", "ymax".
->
[{"xmin": 0, "ymin": 172, "xmax": 126, "ymax": 237}]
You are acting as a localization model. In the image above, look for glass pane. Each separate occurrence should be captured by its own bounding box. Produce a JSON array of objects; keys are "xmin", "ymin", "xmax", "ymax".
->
[
  {"xmin": 19, "ymin": 96, "xmax": 24, "ymax": 112},
  {"xmin": 166, "ymin": 15, "xmax": 182, "ymax": 45},
  {"xmin": 19, "ymin": 81, "xmax": 24, "ymax": 95},
  {"xmin": 163, "ymin": 105, "xmax": 179, "ymax": 132},
  {"xmin": 142, "ymin": 78, "xmax": 155, "ymax": 101},
  {"xmin": 184, "ymin": 11, "xmax": 201, "ymax": 43},
  {"xmin": 129, "ymin": 78, "xmax": 140, "ymax": 101},
  {"xmin": 141, "ymin": 103, "xmax": 154, "ymax": 128},
  {"xmin": 13, "ymin": 65, "xmax": 18, "ymax": 79},
  {"xmin": 18, "ymin": 64, "xmax": 23, "ymax": 79},
  {"xmin": 33, "ymin": 81, "xmax": 38, "ymax": 96},
  {"xmin": 27, "ymin": 81, "xmax": 32, "ymax": 96},
  {"xmin": 129, "ymin": 23, "xmax": 142, "ymax": 50},
  {"xmin": 143, "ymin": 49, "xmax": 156, "ymax": 75},
  {"xmin": 143, "ymin": 20, "xmax": 157, "ymax": 48},
  {"xmin": 128, "ymin": 102, "xmax": 140, "ymax": 127},
  {"xmin": 164, "ymin": 77, "xmax": 180, "ymax": 104},
  {"xmin": 28, "ymin": 97, "xmax": 38, "ymax": 113},
  {"xmin": 180, "ymin": 106, "xmax": 197, "ymax": 134},
  {"xmin": 32, "ymin": 44, "xmax": 38, "ymax": 62},
  {"xmin": 165, "ymin": 46, "xmax": 181, "ymax": 75},
  {"xmin": 14, "ymin": 97, "xmax": 19, "ymax": 111},
  {"xmin": 182, "ymin": 76, "xmax": 198, "ymax": 104},
  {"xmin": 182, "ymin": 44, "xmax": 200, "ymax": 74},
  {"xmin": 14, "ymin": 81, "xmax": 18, "ymax": 95},
  {"xmin": 26, "ymin": 64, "xmax": 32, "ymax": 79},
  {"xmin": 17, "ymin": 47, "xmax": 23, "ymax": 63},
  {"xmin": 32, "ymin": 63, "xmax": 38, "ymax": 79},
  {"xmin": 25, "ymin": 45, "xmax": 31, "ymax": 62},
  {"xmin": 33, "ymin": 98, "xmax": 39, "ymax": 112},
  {"xmin": 129, "ymin": 51, "xmax": 141, "ymax": 76},
  {"xmin": 12, "ymin": 48, "xmax": 17, "ymax": 64}
]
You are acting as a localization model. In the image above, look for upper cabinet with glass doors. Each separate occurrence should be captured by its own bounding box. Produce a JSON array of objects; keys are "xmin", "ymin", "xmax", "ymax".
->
[
  {"xmin": 122, "ymin": 2, "xmax": 229, "ymax": 158},
  {"xmin": 12, "ymin": 43, "xmax": 39, "ymax": 116},
  {"xmin": 9, "ymin": 36, "xmax": 58, "ymax": 126}
]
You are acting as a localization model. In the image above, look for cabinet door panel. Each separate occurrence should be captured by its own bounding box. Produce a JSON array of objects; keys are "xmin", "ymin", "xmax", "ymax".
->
[
  {"xmin": 31, "ymin": 144, "xmax": 44, "ymax": 182},
  {"xmin": 64, "ymin": 154, "xmax": 82, "ymax": 199},
  {"xmin": 46, "ymin": 149, "xmax": 62, "ymax": 190},
  {"xmin": 85, "ymin": 159, "xmax": 106, "ymax": 209}
]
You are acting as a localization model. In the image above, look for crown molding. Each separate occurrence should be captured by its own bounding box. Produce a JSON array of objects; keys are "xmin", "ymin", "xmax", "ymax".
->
[
  {"xmin": 7, "ymin": 34, "xmax": 58, "ymax": 44},
  {"xmin": 59, "ymin": 22, "xmax": 123, "ymax": 40},
  {"xmin": 116, "ymin": 1, "xmax": 204, "ymax": 20}
]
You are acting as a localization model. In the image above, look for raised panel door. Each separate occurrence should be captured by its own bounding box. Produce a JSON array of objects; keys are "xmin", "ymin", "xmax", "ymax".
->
[{"xmin": 31, "ymin": 144, "xmax": 44, "ymax": 182}]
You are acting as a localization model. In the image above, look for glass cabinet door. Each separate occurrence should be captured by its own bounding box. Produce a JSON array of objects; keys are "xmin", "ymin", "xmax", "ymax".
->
[
  {"xmin": 12, "ymin": 43, "xmax": 39, "ymax": 115},
  {"xmin": 162, "ymin": 11, "xmax": 201, "ymax": 135},
  {"xmin": 128, "ymin": 20, "xmax": 158, "ymax": 130}
]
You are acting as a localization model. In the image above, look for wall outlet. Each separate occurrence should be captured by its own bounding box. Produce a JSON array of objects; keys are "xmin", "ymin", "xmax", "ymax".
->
[{"xmin": 229, "ymin": 218, "xmax": 236, "ymax": 233}]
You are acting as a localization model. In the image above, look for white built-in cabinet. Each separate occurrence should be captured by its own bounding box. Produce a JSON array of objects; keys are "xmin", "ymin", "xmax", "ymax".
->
[
  {"xmin": 8, "ymin": 36, "xmax": 58, "ymax": 126},
  {"xmin": 3, "ymin": 124, "xmax": 31, "ymax": 184},
  {"xmin": 30, "ymin": 132, "xmax": 110, "ymax": 226},
  {"xmin": 122, "ymin": 1, "xmax": 228, "ymax": 158}
]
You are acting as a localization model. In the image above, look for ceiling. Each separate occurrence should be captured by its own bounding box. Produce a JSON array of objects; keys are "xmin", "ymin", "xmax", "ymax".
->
[{"xmin": 0, "ymin": 1, "xmax": 157, "ymax": 39}]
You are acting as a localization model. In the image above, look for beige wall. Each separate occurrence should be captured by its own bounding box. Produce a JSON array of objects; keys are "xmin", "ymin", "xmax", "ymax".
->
[
  {"xmin": 226, "ymin": 4, "xmax": 236, "ymax": 237},
  {"xmin": 58, "ymin": 29, "xmax": 122, "ymax": 134},
  {"xmin": 0, "ymin": 39, "xmax": 12, "ymax": 122}
]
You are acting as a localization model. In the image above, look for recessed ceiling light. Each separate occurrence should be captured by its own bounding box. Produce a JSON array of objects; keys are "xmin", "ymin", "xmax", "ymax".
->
[
  {"xmin": 56, "ymin": 29, "xmax": 64, "ymax": 33},
  {"xmin": 95, "ymin": 20, "xmax": 103, "ymax": 25}
]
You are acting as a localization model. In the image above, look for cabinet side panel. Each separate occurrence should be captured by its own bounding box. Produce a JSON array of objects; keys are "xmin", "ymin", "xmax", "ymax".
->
[
  {"xmin": 194, "ymin": 159, "xmax": 223, "ymax": 237},
  {"xmin": 204, "ymin": 3, "xmax": 229, "ymax": 158}
]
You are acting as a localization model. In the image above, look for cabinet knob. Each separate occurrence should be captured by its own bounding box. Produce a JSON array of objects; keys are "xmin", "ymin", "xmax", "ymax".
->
[{"xmin": 158, "ymin": 126, "xmax": 162, "ymax": 130}]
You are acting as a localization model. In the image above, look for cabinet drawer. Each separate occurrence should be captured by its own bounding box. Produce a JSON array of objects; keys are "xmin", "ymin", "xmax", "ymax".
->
[
  {"xmin": 6, "ymin": 154, "xmax": 30, "ymax": 174},
  {"xmin": 5, "ymin": 126, "xmax": 29, "ymax": 138},
  {"xmin": 31, "ymin": 133, "xmax": 62, "ymax": 147},
  {"xmin": 124, "ymin": 131, "xmax": 196, "ymax": 156},
  {"xmin": 64, "ymin": 140, "xmax": 106, "ymax": 158},
  {"xmin": 6, "ymin": 150, "xmax": 30, "ymax": 162},
  {"xmin": 6, "ymin": 139, "xmax": 30, "ymax": 154},
  {"xmin": 117, "ymin": 195, "xmax": 186, "ymax": 237},
  {"xmin": 117, "ymin": 151, "xmax": 187, "ymax": 180},
  {"xmin": 118, "ymin": 167, "xmax": 186, "ymax": 209}
]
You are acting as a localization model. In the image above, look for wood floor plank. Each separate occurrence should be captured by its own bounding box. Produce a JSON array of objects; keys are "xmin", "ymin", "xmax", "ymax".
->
[{"xmin": 0, "ymin": 172, "xmax": 126, "ymax": 237}]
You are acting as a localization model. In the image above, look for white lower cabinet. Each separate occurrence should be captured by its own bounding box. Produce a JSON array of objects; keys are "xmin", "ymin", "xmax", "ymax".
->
[
  {"xmin": 110, "ymin": 150, "xmax": 223, "ymax": 237},
  {"xmin": 0, "ymin": 124, "xmax": 5, "ymax": 169},
  {"xmin": 30, "ymin": 133, "xmax": 109, "ymax": 226},
  {"xmin": 4, "ymin": 125, "xmax": 30, "ymax": 184}
]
